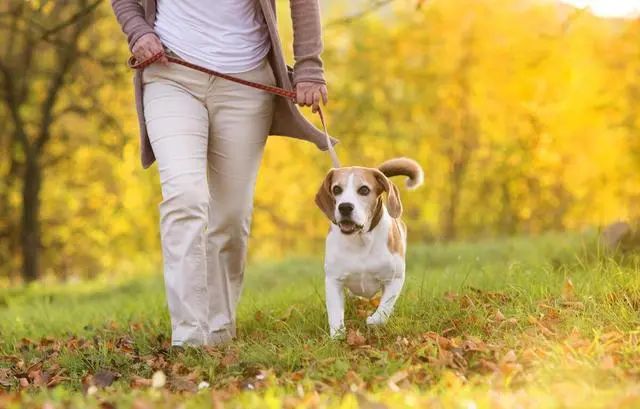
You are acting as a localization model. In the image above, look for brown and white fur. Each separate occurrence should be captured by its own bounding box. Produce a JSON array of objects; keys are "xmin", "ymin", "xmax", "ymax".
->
[{"xmin": 315, "ymin": 158, "xmax": 424, "ymax": 337}]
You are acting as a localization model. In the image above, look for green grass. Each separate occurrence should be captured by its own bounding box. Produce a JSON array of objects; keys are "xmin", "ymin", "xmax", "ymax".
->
[{"xmin": 1, "ymin": 232, "xmax": 640, "ymax": 408}]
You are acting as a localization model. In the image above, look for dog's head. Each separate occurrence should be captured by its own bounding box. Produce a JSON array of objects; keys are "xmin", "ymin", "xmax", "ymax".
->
[{"xmin": 315, "ymin": 167, "xmax": 402, "ymax": 235}]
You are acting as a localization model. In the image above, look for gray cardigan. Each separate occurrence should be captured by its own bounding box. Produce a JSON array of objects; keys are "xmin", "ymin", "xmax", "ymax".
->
[{"xmin": 110, "ymin": 0, "xmax": 336, "ymax": 169}]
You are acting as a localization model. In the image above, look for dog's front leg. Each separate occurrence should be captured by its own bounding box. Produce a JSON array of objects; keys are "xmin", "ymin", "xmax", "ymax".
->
[
  {"xmin": 325, "ymin": 276, "xmax": 346, "ymax": 338},
  {"xmin": 367, "ymin": 274, "xmax": 405, "ymax": 326}
]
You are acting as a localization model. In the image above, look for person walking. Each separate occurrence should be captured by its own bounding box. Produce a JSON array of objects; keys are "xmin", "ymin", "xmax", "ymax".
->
[{"xmin": 111, "ymin": 0, "xmax": 332, "ymax": 346}]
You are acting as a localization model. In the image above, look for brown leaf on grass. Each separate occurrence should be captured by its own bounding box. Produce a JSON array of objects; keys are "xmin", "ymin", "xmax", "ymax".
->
[
  {"xmin": 436, "ymin": 335, "xmax": 452, "ymax": 350},
  {"xmin": 345, "ymin": 370, "xmax": 364, "ymax": 390},
  {"xmin": 369, "ymin": 295, "xmax": 381, "ymax": 308},
  {"xmin": 493, "ymin": 309, "xmax": 505, "ymax": 322},
  {"xmin": 461, "ymin": 337, "xmax": 488, "ymax": 353},
  {"xmin": 28, "ymin": 369, "xmax": 50, "ymax": 387},
  {"xmin": 562, "ymin": 277, "xmax": 576, "ymax": 301},
  {"xmin": 527, "ymin": 315, "xmax": 556, "ymax": 337},
  {"xmin": 0, "ymin": 368, "xmax": 11, "ymax": 388},
  {"xmin": 94, "ymin": 370, "xmax": 119, "ymax": 388},
  {"xmin": 496, "ymin": 350, "xmax": 522, "ymax": 378},
  {"xmin": 46, "ymin": 373, "xmax": 67, "ymax": 388},
  {"xmin": 387, "ymin": 370, "xmax": 408, "ymax": 392},
  {"xmin": 501, "ymin": 350, "xmax": 517, "ymax": 364},
  {"xmin": 254, "ymin": 310, "xmax": 265, "ymax": 322},
  {"xmin": 290, "ymin": 370, "xmax": 305, "ymax": 381},
  {"xmin": 347, "ymin": 329, "xmax": 366, "ymax": 347},
  {"xmin": 130, "ymin": 376, "xmax": 152, "ymax": 388},
  {"xmin": 18, "ymin": 378, "xmax": 29, "ymax": 388},
  {"xmin": 220, "ymin": 351, "xmax": 239, "ymax": 367},
  {"xmin": 170, "ymin": 375, "xmax": 198, "ymax": 393},
  {"xmin": 152, "ymin": 371, "xmax": 167, "ymax": 389},
  {"xmin": 560, "ymin": 301, "xmax": 585, "ymax": 309}
]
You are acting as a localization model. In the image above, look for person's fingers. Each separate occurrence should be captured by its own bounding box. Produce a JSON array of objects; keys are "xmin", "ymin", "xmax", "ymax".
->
[
  {"xmin": 134, "ymin": 48, "xmax": 147, "ymax": 63},
  {"xmin": 320, "ymin": 86, "xmax": 328, "ymax": 105},
  {"xmin": 142, "ymin": 46, "xmax": 153, "ymax": 61},
  {"xmin": 297, "ymin": 87, "xmax": 306, "ymax": 106},
  {"xmin": 304, "ymin": 90, "xmax": 313, "ymax": 107},
  {"xmin": 312, "ymin": 91, "xmax": 321, "ymax": 113}
]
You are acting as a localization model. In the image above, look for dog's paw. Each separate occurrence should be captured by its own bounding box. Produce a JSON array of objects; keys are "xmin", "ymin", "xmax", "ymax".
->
[{"xmin": 366, "ymin": 312, "xmax": 389, "ymax": 326}]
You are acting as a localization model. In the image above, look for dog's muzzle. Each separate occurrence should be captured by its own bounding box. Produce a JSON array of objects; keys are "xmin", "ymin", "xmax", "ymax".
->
[{"xmin": 337, "ymin": 219, "xmax": 364, "ymax": 235}]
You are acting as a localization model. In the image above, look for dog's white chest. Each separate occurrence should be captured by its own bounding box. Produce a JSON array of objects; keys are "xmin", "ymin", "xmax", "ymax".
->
[{"xmin": 325, "ymin": 222, "xmax": 404, "ymax": 299}]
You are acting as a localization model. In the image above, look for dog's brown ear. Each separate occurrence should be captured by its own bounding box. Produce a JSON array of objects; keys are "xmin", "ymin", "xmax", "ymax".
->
[
  {"xmin": 315, "ymin": 169, "xmax": 336, "ymax": 222},
  {"xmin": 374, "ymin": 170, "xmax": 403, "ymax": 218}
]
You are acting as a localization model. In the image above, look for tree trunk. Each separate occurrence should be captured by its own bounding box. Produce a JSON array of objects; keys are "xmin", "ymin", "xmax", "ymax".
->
[{"xmin": 21, "ymin": 156, "xmax": 41, "ymax": 282}]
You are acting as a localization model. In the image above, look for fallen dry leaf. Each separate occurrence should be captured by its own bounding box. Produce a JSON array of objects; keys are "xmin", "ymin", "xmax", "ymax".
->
[
  {"xmin": 152, "ymin": 371, "xmax": 166, "ymax": 389},
  {"xmin": 170, "ymin": 375, "xmax": 197, "ymax": 393},
  {"xmin": 501, "ymin": 350, "xmax": 517, "ymax": 364},
  {"xmin": 0, "ymin": 368, "xmax": 11, "ymax": 388},
  {"xmin": 387, "ymin": 370, "xmax": 408, "ymax": 392},
  {"xmin": 220, "ymin": 351, "xmax": 239, "ymax": 367},
  {"xmin": 94, "ymin": 370, "xmax": 119, "ymax": 388},
  {"xmin": 131, "ymin": 376, "xmax": 152, "ymax": 388},
  {"xmin": 347, "ymin": 329, "xmax": 366, "ymax": 347}
]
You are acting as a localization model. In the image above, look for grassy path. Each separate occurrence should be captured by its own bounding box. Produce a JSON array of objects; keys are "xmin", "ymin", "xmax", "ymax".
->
[{"xmin": 1, "ymin": 233, "xmax": 639, "ymax": 408}]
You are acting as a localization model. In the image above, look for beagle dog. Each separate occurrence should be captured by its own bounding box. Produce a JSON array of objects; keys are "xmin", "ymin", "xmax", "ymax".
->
[{"xmin": 315, "ymin": 158, "xmax": 424, "ymax": 337}]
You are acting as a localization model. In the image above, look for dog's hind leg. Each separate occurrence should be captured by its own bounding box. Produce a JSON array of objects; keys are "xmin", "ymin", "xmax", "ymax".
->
[
  {"xmin": 325, "ymin": 277, "xmax": 346, "ymax": 338},
  {"xmin": 366, "ymin": 274, "xmax": 405, "ymax": 326}
]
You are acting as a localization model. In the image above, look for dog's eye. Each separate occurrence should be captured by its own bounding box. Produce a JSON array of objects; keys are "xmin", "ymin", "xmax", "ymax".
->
[
  {"xmin": 358, "ymin": 186, "xmax": 370, "ymax": 196},
  {"xmin": 332, "ymin": 185, "xmax": 343, "ymax": 195}
]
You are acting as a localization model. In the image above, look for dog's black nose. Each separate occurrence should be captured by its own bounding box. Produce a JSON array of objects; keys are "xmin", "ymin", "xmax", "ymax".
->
[{"xmin": 338, "ymin": 202, "xmax": 354, "ymax": 216}]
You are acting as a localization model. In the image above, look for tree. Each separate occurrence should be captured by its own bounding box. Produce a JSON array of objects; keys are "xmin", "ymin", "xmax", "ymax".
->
[{"xmin": 0, "ymin": 0, "xmax": 109, "ymax": 281}]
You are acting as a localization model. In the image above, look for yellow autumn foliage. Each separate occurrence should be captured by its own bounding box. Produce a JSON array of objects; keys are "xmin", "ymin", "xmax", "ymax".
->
[{"xmin": 0, "ymin": 0, "xmax": 639, "ymax": 280}]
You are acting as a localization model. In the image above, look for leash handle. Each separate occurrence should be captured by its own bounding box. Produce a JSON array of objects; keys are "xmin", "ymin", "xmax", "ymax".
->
[{"xmin": 129, "ymin": 52, "xmax": 340, "ymax": 168}]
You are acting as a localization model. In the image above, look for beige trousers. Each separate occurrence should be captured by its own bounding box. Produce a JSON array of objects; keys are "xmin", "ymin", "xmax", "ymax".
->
[{"xmin": 143, "ymin": 57, "xmax": 275, "ymax": 346}]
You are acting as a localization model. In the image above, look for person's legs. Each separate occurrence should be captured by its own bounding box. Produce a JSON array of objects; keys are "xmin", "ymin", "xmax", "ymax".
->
[
  {"xmin": 143, "ymin": 63, "xmax": 214, "ymax": 346},
  {"xmin": 205, "ymin": 58, "xmax": 275, "ymax": 341}
]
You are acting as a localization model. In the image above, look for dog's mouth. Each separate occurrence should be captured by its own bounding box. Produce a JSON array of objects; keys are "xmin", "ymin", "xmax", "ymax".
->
[{"xmin": 337, "ymin": 220, "xmax": 364, "ymax": 235}]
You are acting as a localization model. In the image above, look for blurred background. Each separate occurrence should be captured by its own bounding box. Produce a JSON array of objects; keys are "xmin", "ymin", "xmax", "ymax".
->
[{"xmin": 0, "ymin": 0, "xmax": 638, "ymax": 284}]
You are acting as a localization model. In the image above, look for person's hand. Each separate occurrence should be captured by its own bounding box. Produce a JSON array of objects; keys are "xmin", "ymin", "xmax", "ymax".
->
[
  {"xmin": 132, "ymin": 33, "xmax": 168, "ymax": 65},
  {"xmin": 296, "ymin": 82, "xmax": 328, "ymax": 113}
]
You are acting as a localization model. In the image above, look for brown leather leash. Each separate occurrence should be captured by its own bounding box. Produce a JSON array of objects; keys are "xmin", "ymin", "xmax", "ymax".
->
[{"xmin": 128, "ymin": 52, "xmax": 341, "ymax": 168}]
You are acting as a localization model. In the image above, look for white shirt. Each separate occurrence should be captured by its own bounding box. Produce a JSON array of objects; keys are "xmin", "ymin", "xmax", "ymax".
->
[{"xmin": 154, "ymin": 0, "xmax": 271, "ymax": 74}]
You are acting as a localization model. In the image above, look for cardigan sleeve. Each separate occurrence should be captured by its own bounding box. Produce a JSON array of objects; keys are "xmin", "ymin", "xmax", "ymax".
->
[
  {"xmin": 289, "ymin": 0, "xmax": 326, "ymax": 85},
  {"xmin": 110, "ymin": 0, "xmax": 156, "ymax": 51}
]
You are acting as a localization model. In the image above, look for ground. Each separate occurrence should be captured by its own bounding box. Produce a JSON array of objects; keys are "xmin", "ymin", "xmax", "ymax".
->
[{"xmin": 1, "ymin": 232, "xmax": 639, "ymax": 408}]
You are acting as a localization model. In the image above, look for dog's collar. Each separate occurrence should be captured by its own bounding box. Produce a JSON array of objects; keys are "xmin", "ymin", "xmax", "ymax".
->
[{"xmin": 367, "ymin": 197, "xmax": 384, "ymax": 232}]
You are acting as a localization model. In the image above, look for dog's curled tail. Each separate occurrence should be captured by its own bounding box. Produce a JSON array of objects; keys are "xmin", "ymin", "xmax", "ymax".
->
[{"xmin": 378, "ymin": 157, "xmax": 424, "ymax": 190}]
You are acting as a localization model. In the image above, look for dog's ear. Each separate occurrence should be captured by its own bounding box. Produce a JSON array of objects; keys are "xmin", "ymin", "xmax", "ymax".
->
[
  {"xmin": 373, "ymin": 170, "xmax": 402, "ymax": 218},
  {"xmin": 315, "ymin": 169, "xmax": 336, "ymax": 222}
]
